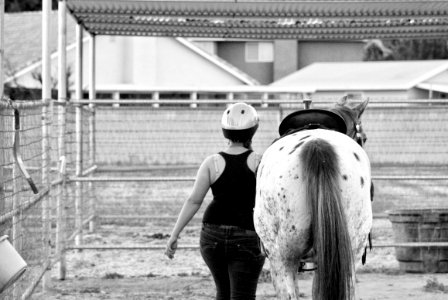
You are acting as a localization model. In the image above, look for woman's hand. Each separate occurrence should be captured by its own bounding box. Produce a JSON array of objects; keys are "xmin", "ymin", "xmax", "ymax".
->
[{"xmin": 165, "ymin": 236, "xmax": 178, "ymax": 259}]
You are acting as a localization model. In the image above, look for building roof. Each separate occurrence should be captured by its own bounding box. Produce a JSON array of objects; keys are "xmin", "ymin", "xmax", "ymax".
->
[
  {"xmin": 3, "ymin": 11, "xmax": 77, "ymax": 77},
  {"xmin": 65, "ymin": 0, "xmax": 448, "ymax": 40},
  {"xmin": 271, "ymin": 60, "xmax": 448, "ymax": 91}
]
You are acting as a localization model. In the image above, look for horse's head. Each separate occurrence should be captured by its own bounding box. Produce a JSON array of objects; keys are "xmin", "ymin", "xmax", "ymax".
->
[{"xmin": 331, "ymin": 96, "xmax": 369, "ymax": 146}]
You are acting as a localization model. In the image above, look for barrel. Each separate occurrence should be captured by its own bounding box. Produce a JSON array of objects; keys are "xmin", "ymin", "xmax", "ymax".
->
[{"xmin": 388, "ymin": 209, "xmax": 448, "ymax": 273}]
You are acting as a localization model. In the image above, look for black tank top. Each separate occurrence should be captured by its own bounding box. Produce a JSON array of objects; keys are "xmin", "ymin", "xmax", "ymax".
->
[{"xmin": 202, "ymin": 150, "xmax": 257, "ymax": 230}]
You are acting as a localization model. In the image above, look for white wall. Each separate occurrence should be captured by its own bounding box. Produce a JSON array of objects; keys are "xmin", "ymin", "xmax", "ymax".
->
[
  {"xmin": 155, "ymin": 38, "xmax": 244, "ymax": 86},
  {"xmin": 94, "ymin": 36, "xmax": 245, "ymax": 87},
  {"xmin": 96, "ymin": 36, "xmax": 126, "ymax": 85},
  {"xmin": 131, "ymin": 37, "xmax": 158, "ymax": 85}
]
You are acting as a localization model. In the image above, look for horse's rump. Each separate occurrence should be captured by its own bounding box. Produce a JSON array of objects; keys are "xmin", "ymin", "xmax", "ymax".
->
[{"xmin": 254, "ymin": 129, "xmax": 372, "ymax": 300}]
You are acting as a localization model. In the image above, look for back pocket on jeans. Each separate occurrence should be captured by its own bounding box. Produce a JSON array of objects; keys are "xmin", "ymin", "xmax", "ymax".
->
[{"xmin": 236, "ymin": 238, "xmax": 264, "ymax": 260}]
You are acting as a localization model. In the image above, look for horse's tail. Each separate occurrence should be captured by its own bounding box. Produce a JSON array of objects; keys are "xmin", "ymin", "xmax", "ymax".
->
[{"xmin": 301, "ymin": 138, "xmax": 353, "ymax": 300}]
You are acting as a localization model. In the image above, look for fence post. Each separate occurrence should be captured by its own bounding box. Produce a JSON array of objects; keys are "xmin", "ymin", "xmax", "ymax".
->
[
  {"xmin": 261, "ymin": 92, "xmax": 268, "ymax": 108},
  {"xmin": 56, "ymin": 0, "xmax": 68, "ymax": 280},
  {"xmin": 0, "ymin": 107, "xmax": 5, "ymax": 216},
  {"xmin": 0, "ymin": 0, "xmax": 5, "ymax": 215},
  {"xmin": 190, "ymin": 91, "xmax": 198, "ymax": 108},
  {"xmin": 41, "ymin": 0, "xmax": 52, "ymax": 292},
  {"xmin": 112, "ymin": 91, "xmax": 120, "ymax": 108},
  {"xmin": 0, "ymin": 0, "xmax": 3, "ymax": 100},
  {"xmin": 88, "ymin": 33, "xmax": 96, "ymax": 232},
  {"xmin": 11, "ymin": 114, "xmax": 20, "ymax": 299},
  {"xmin": 152, "ymin": 91, "xmax": 159, "ymax": 108},
  {"xmin": 75, "ymin": 23, "xmax": 84, "ymax": 247},
  {"xmin": 226, "ymin": 92, "xmax": 234, "ymax": 104}
]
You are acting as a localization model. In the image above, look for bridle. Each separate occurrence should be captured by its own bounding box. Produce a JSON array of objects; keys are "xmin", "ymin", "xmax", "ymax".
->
[
  {"xmin": 353, "ymin": 121, "xmax": 367, "ymax": 147},
  {"xmin": 334, "ymin": 106, "xmax": 367, "ymax": 147}
]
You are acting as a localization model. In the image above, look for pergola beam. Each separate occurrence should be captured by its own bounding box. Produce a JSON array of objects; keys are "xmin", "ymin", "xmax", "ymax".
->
[
  {"xmin": 81, "ymin": 24, "xmax": 448, "ymax": 40},
  {"xmin": 66, "ymin": 1, "xmax": 448, "ymax": 18},
  {"xmin": 65, "ymin": 0, "xmax": 448, "ymax": 39}
]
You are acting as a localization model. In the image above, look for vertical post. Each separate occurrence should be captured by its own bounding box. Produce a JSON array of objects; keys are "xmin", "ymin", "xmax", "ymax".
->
[
  {"xmin": 42, "ymin": 0, "xmax": 52, "ymax": 291},
  {"xmin": 226, "ymin": 92, "xmax": 234, "ymax": 104},
  {"xmin": 0, "ymin": 0, "xmax": 5, "ymax": 214},
  {"xmin": 261, "ymin": 92, "xmax": 268, "ymax": 108},
  {"xmin": 11, "ymin": 116, "xmax": 20, "ymax": 299},
  {"xmin": 56, "ymin": 0, "xmax": 67, "ymax": 280},
  {"xmin": 0, "ymin": 0, "xmax": 3, "ymax": 99},
  {"xmin": 190, "ymin": 91, "xmax": 197, "ymax": 108},
  {"xmin": 303, "ymin": 98, "xmax": 312, "ymax": 109},
  {"xmin": 112, "ymin": 91, "xmax": 120, "ymax": 107},
  {"xmin": 75, "ymin": 23, "xmax": 83, "ymax": 247},
  {"xmin": 88, "ymin": 33, "xmax": 96, "ymax": 232},
  {"xmin": 152, "ymin": 91, "xmax": 159, "ymax": 108}
]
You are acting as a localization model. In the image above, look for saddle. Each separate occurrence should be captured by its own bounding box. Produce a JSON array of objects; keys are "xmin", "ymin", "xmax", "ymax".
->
[{"xmin": 278, "ymin": 109, "xmax": 347, "ymax": 136}]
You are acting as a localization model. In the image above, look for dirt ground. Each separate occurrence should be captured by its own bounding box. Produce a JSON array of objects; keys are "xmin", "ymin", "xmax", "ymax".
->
[
  {"xmin": 35, "ymin": 273, "xmax": 448, "ymax": 300},
  {"xmin": 31, "ymin": 219, "xmax": 448, "ymax": 300},
  {"xmin": 28, "ymin": 166, "xmax": 448, "ymax": 299}
]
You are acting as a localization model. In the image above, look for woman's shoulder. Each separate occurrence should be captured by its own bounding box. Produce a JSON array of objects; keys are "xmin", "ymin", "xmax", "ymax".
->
[
  {"xmin": 201, "ymin": 153, "xmax": 226, "ymax": 183},
  {"xmin": 202, "ymin": 153, "xmax": 225, "ymax": 171},
  {"xmin": 203, "ymin": 153, "xmax": 224, "ymax": 164}
]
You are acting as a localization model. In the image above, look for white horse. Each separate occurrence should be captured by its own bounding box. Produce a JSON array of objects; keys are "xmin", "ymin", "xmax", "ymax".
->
[{"xmin": 254, "ymin": 98, "xmax": 372, "ymax": 300}]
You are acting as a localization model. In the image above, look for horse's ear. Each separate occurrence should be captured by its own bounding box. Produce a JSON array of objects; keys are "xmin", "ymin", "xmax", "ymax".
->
[
  {"xmin": 337, "ymin": 95, "xmax": 348, "ymax": 106},
  {"xmin": 354, "ymin": 98, "xmax": 369, "ymax": 117}
]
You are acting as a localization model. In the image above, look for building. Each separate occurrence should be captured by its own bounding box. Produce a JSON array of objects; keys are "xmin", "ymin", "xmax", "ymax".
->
[
  {"xmin": 271, "ymin": 60, "xmax": 448, "ymax": 100},
  {"xmin": 192, "ymin": 39, "xmax": 365, "ymax": 84}
]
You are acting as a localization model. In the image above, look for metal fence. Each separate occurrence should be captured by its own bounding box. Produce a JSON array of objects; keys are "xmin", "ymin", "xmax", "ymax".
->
[
  {"xmin": 0, "ymin": 99, "xmax": 94, "ymax": 299},
  {"xmin": 1, "ymin": 97, "xmax": 447, "ymax": 298}
]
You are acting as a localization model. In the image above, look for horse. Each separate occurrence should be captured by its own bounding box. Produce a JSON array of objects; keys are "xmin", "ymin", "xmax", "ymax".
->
[{"xmin": 254, "ymin": 97, "xmax": 372, "ymax": 300}]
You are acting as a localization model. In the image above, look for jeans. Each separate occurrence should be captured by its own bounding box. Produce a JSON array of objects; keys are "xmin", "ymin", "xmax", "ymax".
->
[{"xmin": 200, "ymin": 223, "xmax": 266, "ymax": 300}]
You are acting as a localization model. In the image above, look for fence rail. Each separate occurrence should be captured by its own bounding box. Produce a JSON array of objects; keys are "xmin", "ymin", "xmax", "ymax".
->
[{"xmin": 70, "ymin": 175, "xmax": 448, "ymax": 182}]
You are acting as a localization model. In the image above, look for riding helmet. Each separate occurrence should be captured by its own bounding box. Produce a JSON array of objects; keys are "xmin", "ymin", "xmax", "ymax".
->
[{"xmin": 221, "ymin": 102, "xmax": 259, "ymax": 142}]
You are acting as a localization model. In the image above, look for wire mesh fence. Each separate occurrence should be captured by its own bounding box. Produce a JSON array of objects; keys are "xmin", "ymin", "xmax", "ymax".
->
[
  {"xmin": 0, "ymin": 101, "xmax": 51, "ymax": 299},
  {"xmin": 93, "ymin": 102, "xmax": 448, "ymax": 166}
]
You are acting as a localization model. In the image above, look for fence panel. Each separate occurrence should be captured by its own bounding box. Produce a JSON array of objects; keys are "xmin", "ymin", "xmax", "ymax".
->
[
  {"xmin": 93, "ymin": 102, "xmax": 448, "ymax": 166},
  {"xmin": 0, "ymin": 100, "xmax": 94, "ymax": 299},
  {"xmin": 0, "ymin": 101, "xmax": 51, "ymax": 299}
]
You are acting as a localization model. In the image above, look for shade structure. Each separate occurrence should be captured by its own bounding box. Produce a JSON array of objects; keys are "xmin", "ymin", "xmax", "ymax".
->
[{"xmin": 65, "ymin": 0, "xmax": 448, "ymax": 40}]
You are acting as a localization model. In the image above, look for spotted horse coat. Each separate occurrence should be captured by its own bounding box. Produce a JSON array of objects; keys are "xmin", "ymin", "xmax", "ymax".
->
[{"xmin": 254, "ymin": 99, "xmax": 372, "ymax": 300}]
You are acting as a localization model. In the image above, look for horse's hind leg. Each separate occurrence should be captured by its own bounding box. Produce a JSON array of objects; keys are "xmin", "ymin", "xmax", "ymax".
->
[{"xmin": 269, "ymin": 259, "xmax": 300, "ymax": 300}]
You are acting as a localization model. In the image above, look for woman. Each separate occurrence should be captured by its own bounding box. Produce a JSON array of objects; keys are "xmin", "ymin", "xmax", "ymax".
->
[{"xmin": 165, "ymin": 102, "xmax": 266, "ymax": 300}]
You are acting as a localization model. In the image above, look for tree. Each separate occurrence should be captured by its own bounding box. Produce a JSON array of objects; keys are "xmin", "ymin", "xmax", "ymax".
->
[
  {"xmin": 363, "ymin": 39, "xmax": 448, "ymax": 61},
  {"xmin": 5, "ymin": 0, "xmax": 58, "ymax": 12}
]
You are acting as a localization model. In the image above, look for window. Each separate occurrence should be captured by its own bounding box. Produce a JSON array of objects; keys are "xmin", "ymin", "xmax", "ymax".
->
[{"xmin": 245, "ymin": 42, "xmax": 274, "ymax": 62}]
